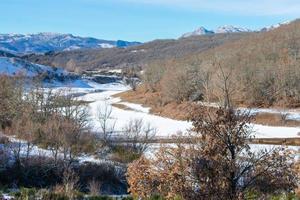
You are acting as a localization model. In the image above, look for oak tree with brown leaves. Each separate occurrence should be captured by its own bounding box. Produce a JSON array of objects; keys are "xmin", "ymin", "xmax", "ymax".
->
[{"xmin": 127, "ymin": 107, "xmax": 298, "ymax": 200}]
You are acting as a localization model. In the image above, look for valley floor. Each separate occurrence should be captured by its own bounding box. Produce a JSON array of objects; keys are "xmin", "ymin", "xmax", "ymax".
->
[
  {"xmin": 54, "ymin": 79, "xmax": 300, "ymax": 140},
  {"xmin": 4, "ymin": 77, "xmax": 300, "ymax": 165}
]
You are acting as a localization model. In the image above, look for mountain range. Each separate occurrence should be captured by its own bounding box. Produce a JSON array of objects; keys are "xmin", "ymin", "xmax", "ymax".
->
[
  {"xmin": 0, "ymin": 32, "xmax": 141, "ymax": 55},
  {"xmin": 181, "ymin": 21, "xmax": 292, "ymax": 38},
  {"xmin": 0, "ymin": 19, "xmax": 297, "ymax": 76},
  {"xmin": 0, "ymin": 20, "xmax": 293, "ymax": 56}
]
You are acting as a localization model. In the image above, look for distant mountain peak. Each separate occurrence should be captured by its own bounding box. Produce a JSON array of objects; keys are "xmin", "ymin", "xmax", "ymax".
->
[
  {"xmin": 181, "ymin": 25, "xmax": 252, "ymax": 38},
  {"xmin": 181, "ymin": 27, "xmax": 214, "ymax": 38}
]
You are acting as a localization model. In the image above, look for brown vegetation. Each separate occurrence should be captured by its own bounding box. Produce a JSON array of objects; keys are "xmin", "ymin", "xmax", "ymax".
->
[
  {"xmin": 127, "ymin": 107, "xmax": 298, "ymax": 199},
  {"xmin": 142, "ymin": 20, "xmax": 300, "ymax": 108},
  {"xmin": 115, "ymin": 86, "xmax": 192, "ymax": 120},
  {"xmin": 0, "ymin": 75, "xmax": 129, "ymax": 194},
  {"xmin": 254, "ymin": 112, "xmax": 300, "ymax": 127},
  {"xmin": 116, "ymin": 86, "xmax": 300, "ymax": 128},
  {"xmin": 111, "ymin": 103, "xmax": 133, "ymax": 111}
]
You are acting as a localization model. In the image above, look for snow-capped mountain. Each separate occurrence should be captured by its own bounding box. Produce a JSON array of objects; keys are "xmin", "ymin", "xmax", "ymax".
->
[
  {"xmin": 215, "ymin": 25, "xmax": 252, "ymax": 34},
  {"xmin": 181, "ymin": 25, "xmax": 252, "ymax": 38},
  {"xmin": 181, "ymin": 27, "xmax": 214, "ymax": 38},
  {"xmin": 260, "ymin": 21, "xmax": 292, "ymax": 32},
  {"xmin": 0, "ymin": 56, "xmax": 67, "ymax": 77},
  {"xmin": 0, "ymin": 33, "xmax": 141, "ymax": 55}
]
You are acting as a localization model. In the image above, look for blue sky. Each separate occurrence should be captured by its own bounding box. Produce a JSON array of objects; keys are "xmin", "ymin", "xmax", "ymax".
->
[{"xmin": 1, "ymin": 0, "xmax": 299, "ymax": 42}]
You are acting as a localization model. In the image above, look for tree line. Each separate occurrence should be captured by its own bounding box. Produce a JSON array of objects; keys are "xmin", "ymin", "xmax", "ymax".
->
[{"xmin": 142, "ymin": 20, "xmax": 300, "ymax": 108}]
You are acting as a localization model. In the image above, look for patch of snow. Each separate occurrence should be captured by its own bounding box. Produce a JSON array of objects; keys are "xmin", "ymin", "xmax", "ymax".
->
[
  {"xmin": 70, "ymin": 82, "xmax": 192, "ymax": 136},
  {"xmin": 238, "ymin": 107, "xmax": 300, "ymax": 121},
  {"xmin": 199, "ymin": 101, "xmax": 300, "ymax": 121},
  {"xmin": 1, "ymin": 194, "xmax": 14, "ymax": 200},
  {"xmin": 252, "ymin": 124, "xmax": 300, "ymax": 138},
  {"xmin": 99, "ymin": 43, "xmax": 115, "ymax": 48},
  {"xmin": 63, "ymin": 45, "xmax": 81, "ymax": 51},
  {"xmin": 131, "ymin": 49, "xmax": 146, "ymax": 53},
  {"xmin": 6, "ymin": 136, "xmax": 112, "ymax": 165},
  {"xmin": 107, "ymin": 69, "xmax": 122, "ymax": 74}
]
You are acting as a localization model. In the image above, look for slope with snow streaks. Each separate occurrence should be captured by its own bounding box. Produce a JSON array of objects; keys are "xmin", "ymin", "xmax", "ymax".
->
[{"xmin": 0, "ymin": 56, "xmax": 67, "ymax": 77}]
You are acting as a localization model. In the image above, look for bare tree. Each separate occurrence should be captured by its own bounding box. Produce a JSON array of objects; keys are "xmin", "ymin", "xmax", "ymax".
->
[
  {"xmin": 96, "ymin": 100, "xmax": 116, "ymax": 143},
  {"xmin": 143, "ymin": 61, "xmax": 166, "ymax": 92},
  {"xmin": 4, "ymin": 109, "xmax": 38, "ymax": 161},
  {"xmin": 214, "ymin": 61, "xmax": 236, "ymax": 109},
  {"xmin": 54, "ymin": 89, "xmax": 90, "ymax": 131},
  {"xmin": 123, "ymin": 119, "xmax": 157, "ymax": 154},
  {"xmin": 42, "ymin": 114, "xmax": 64, "ymax": 163},
  {"xmin": 0, "ymin": 75, "xmax": 24, "ymax": 129},
  {"xmin": 8, "ymin": 140, "xmax": 22, "ymax": 167}
]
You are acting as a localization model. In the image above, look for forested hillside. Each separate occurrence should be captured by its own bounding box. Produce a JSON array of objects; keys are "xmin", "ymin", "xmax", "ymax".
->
[
  {"xmin": 137, "ymin": 19, "xmax": 300, "ymax": 108},
  {"xmin": 23, "ymin": 33, "xmax": 250, "ymax": 71}
]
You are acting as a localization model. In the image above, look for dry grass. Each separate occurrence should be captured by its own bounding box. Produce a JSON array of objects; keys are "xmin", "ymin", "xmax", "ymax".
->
[
  {"xmin": 249, "ymin": 137, "xmax": 300, "ymax": 146},
  {"xmin": 254, "ymin": 113, "xmax": 300, "ymax": 127},
  {"xmin": 111, "ymin": 103, "xmax": 133, "ymax": 111},
  {"xmin": 114, "ymin": 86, "xmax": 192, "ymax": 120},
  {"xmin": 115, "ymin": 87, "xmax": 300, "ymax": 128}
]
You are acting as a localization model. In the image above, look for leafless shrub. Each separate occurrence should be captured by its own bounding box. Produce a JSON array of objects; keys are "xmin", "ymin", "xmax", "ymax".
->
[
  {"xmin": 61, "ymin": 167, "xmax": 79, "ymax": 199},
  {"xmin": 161, "ymin": 64, "xmax": 204, "ymax": 103},
  {"xmin": 96, "ymin": 100, "xmax": 116, "ymax": 143},
  {"xmin": 122, "ymin": 119, "xmax": 156, "ymax": 154},
  {"xmin": 88, "ymin": 179, "xmax": 102, "ymax": 196}
]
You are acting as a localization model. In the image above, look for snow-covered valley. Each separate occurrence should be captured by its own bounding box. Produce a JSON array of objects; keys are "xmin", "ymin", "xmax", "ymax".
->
[
  {"xmin": 54, "ymin": 78, "xmax": 300, "ymax": 139},
  {"xmin": 2, "ymin": 76, "xmax": 300, "ymax": 165}
]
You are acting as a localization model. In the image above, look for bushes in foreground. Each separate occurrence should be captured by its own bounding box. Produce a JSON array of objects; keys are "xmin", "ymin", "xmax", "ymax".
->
[
  {"xmin": 0, "ymin": 156, "xmax": 127, "ymax": 195},
  {"xmin": 127, "ymin": 107, "xmax": 298, "ymax": 200}
]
